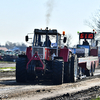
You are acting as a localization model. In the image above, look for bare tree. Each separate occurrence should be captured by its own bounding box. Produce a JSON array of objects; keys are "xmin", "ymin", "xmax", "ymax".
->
[{"xmin": 85, "ymin": 9, "xmax": 100, "ymax": 40}]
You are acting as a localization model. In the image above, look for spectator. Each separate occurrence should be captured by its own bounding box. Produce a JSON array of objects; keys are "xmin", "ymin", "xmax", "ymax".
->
[{"xmin": 83, "ymin": 39, "xmax": 89, "ymax": 45}]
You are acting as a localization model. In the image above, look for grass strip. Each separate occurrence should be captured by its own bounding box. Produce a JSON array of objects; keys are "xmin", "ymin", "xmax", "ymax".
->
[
  {"xmin": 0, "ymin": 61, "xmax": 16, "ymax": 64},
  {"xmin": 0, "ymin": 67, "xmax": 15, "ymax": 70},
  {"xmin": 92, "ymin": 96, "xmax": 100, "ymax": 100},
  {"xmin": 0, "ymin": 67, "xmax": 16, "ymax": 72}
]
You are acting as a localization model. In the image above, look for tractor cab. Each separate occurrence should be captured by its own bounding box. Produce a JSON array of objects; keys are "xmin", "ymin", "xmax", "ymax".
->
[
  {"xmin": 33, "ymin": 29, "xmax": 61, "ymax": 47},
  {"xmin": 25, "ymin": 27, "xmax": 66, "ymax": 61}
]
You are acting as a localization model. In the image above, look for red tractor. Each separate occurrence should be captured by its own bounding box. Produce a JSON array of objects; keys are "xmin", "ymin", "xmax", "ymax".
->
[
  {"xmin": 16, "ymin": 28, "xmax": 99, "ymax": 84},
  {"xmin": 16, "ymin": 27, "xmax": 77, "ymax": 84}
]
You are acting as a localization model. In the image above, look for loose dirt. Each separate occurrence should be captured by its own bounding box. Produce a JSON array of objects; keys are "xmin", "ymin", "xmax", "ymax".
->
[{"xmin": 0, "ymin": 63, "xmax": 100, "ymax": 100}]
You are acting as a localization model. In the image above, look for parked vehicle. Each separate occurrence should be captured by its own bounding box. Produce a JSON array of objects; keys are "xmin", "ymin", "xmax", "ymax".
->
[{"xmin": 3, "ymin": 50, "xmax": 18, "ymax": 62}]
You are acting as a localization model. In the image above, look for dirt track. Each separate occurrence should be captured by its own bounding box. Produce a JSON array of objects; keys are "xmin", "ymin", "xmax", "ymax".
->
[
  {"xmin": 1, "ymin": 76, "xmax": 100, "ymax": 100},
  {"xmin": 0, "ymin": 63, "xmax": 100, "ymax": 99},
  {"xmin": 0, "ymin": 63, "xmax": 15, "ymax": 68}
]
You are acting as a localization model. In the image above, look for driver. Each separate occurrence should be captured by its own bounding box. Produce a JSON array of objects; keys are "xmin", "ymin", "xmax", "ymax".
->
[{"xmin": 44, "ymin": 36, "xmax": 51, "ymax": 47}]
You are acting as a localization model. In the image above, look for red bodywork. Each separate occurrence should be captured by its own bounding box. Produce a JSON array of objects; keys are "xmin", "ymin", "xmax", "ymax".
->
[
  {"xmin": 45, "ymin": 48, "xmax": 51, "ymax": 60},
  {"xmin": 90, "ymin": 48, "xmax": 99, "ymax": 69},
  {"xmin": 44, "ymin": 47, "xmax": 69, "ymax": 62},
  {"xmin": 59, "ymin": 48, "xmax": 69, "ymax": 62},
  {"xmin": 26, "ymin": 46, "xmax": 69, "ymax": 71},
  {"xmin": 26, "ymin": 47, "xmax": 44, "ymax": 70},
  {"xmin": 44, "ymin": 48, "xmax": 56, "ymax": 60},
  {"xmin": 26, "ymin": 47, "xmax": 32, "ymax": 60},
  {"xmin": 26, "ymin": 52, "xmax": 44, "ymax": 70},
  {"xmin": 90, "ymin": 48, "xmax": 98, "ymax": 56},
  {"xmin": 26, "ymin": 46, "xmax": 99, "ymax": 72}
]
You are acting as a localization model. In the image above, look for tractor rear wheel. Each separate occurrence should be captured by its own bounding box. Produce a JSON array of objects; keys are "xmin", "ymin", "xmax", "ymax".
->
[
  {"xmin": 64, "ymin": 62, "xmax": 70, "ymax": 83},
  {"xmin": 27, "ymin": 64, "xmax": 36, "ymax": 82},
  {"xmin": 85, "ymin": 63, "xmax": 94, "ymax": 77},
  {"xmin": 16, "ymin": 57, "xmax": 27, "ymax": 82},
  {"xmin": 70, "ymin": 55, "xmax": 78, "ymax": 82},
  {"xmin": 85, "ymin": 70, "xmax": 90, "ymax": 76},
  {"xmin": 91, "ymin": 63, "xmax": 95, "ymax": 76},
  {"xmin": 52, "ymin": 59, "xmax": 64, "ymax": 85}
]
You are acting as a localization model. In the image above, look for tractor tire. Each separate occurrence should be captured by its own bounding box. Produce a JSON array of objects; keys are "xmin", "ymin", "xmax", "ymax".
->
[
  {"xmin": 64, "ymin": 62, "xmax": 70, "ymax": 83},
  {"xmin": 85, "ymin": 70, "xmax": 90, "ymax": 77},
  {"xmin": 44, "ymin": 60, "xmax": 52, "ymax": 80},
  {"xmin": 27, "ymin": 64, "xmax": 36, "ymax": 82},
  {"xmin": 85, "ymin": 63, "xmax": 94, "ymax": 77},
  {"xmin": 91, "ymin": 63, "xmax": 95, "ymax": 76},
  {"xmin": 16, "ymin": 57, "xmax": 27, "ymax": 82},
  {"xmin": 91, "ymin": 63, "xmax": 96, "ymax": 76},
  {"xmin": 70, "ymin": 55, "xmax": 78, "ymax": 82},
  {"xmin": 27, "ymin": 72, "xmax": 36, "ymax": 82},
  {"xmin": 52, "ymin": 59, "xmax": 64, "ymax": 85}
]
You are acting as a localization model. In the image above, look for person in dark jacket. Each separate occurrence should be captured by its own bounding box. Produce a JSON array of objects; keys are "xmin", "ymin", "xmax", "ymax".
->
[
  {"xmin": 44, "ymin": 36, "xmax": 51, "ymax": 47},
  {"xmin": 83, "ymin": 39, "xmax": 89, "ymax": 45}
]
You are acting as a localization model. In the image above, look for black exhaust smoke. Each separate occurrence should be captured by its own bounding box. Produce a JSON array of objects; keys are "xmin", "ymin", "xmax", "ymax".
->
[{"xmin": 46, "ymin": 0, "xmax": 54, "ymax": 26}]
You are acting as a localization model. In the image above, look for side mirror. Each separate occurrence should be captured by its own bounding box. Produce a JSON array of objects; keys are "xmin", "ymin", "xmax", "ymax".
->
[
  {"xmin": 25, "ymin": 35, "xmax": 28, "ymax": 41},
  {"xmin": 63, "ymin": 37, "xmax": 67, "ymax": 43}
]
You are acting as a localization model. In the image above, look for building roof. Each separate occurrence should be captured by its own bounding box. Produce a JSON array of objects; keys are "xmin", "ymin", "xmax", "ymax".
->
[{"xmin": 0, "ymin": 47, "xmax": 8, "ymax": 51}]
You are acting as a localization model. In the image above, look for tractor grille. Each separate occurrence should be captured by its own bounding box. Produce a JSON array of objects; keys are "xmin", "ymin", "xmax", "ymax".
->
[
  {"xmin": 33, "ymin": 47, "xmax": 44, "ymax": 59},
  {"xmin": 33, "ymin": 48, "xmax": 43, "ymax": 54}
]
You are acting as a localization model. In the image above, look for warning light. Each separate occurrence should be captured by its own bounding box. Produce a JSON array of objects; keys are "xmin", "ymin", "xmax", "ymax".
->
[
  {"xmin": 93, "ymin": 29, "xmax": 95, "ymax": 32},
  {"xmin": 31, "ymin": 47, "xmax": 32, "ymax": 50},
  {"xmin": 95, "ymin": 32, "xmax": 97, "ymax": 34},
  {"xmin": 62, "ymin": 31, "xmax": 65, "ymax": 35},
  {"xmin": 77, "ymin": 31, "xmax": 79, "ymax": 34}
]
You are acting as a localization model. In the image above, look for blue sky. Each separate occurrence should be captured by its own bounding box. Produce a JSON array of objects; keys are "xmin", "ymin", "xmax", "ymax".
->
[{"xmin": 0, "ymin": 0, "xmax": 100, "ymax": 46}]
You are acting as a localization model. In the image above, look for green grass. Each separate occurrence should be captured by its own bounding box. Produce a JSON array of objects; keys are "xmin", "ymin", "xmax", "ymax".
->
[
  {"xmin": 0, "ymin": 61, "xmax": 16, "ymax": 63},
  {"xmin": 92, "ymin": 97, "xmax": 100, "ymax": 100},
  {"xmin": 0, "ymin": 67, "xmax": 16, "ymax": 72},
  {"xmin": 0, "ymin": 67, "xmax": 15, "ymax": 69}
]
